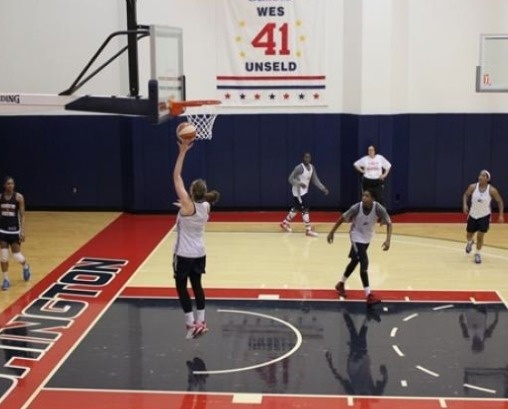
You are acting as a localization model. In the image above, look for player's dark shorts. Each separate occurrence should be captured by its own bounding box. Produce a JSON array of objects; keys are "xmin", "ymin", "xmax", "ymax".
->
[
  {"xmin": 291, "ymin": 194, "xmax": 310, "ymax": 213},
  {"xmin": 466, "ymin": 215, "xmax": 490, "ymax": 233},
  {"xmin": 348, "ymin": 242, "xmax": 370, "ymax": 259},
  {"xmin": 0, "ymin": 232, "xmax": 21, "ymax": 245},
  {"xmin": 173, "ymin": 254, "xmax": 206, "ymax": 279}
]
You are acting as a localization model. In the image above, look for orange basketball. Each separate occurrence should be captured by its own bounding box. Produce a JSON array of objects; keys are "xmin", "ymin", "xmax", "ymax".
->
[{"xmin": 176, "ymin": 122, "xmax": 197, "ymax": 142}]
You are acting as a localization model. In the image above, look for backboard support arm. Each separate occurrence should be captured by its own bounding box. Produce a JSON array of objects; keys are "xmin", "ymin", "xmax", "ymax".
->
[{"xmin": 59, "ymin": 30, "xmax": 149, "ymax": 96}]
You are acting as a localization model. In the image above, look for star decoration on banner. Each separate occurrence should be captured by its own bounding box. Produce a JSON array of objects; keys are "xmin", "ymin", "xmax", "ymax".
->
[{"xmin": 220, "ymin": 92, "xmax": 324, "ymax": 104}]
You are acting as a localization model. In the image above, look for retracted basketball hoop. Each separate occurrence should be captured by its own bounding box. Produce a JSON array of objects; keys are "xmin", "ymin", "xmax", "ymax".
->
[{"xmin": 167, "ymin": 99, "xmax": 221, "ymax": 140}]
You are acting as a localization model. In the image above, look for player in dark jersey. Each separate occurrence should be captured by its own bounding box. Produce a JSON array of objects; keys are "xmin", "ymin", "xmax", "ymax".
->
[{"xmin": 0, "ymin": 176, "xmax": 31, "ymax": 290}]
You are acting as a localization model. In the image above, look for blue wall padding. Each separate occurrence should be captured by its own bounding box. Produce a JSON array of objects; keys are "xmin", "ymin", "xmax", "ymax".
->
[{"xmin": 0, "ymin": 113, "xmax": 506, "ymax": 212}]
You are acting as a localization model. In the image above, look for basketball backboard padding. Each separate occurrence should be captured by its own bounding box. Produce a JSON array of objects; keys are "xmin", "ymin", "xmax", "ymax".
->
[{"xmin": 64, "ymin": 79, "xmax": 160, "ymax": 123}]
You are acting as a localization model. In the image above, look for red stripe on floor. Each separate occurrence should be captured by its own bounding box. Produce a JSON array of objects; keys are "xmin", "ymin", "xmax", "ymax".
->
[
  {"xmin": 120, "ymin": 287, "xmax": 501, "ymax": 302},
  {"xmin": 210, "ymin": 211, "xmax": 472, "ymax": 223},
  {"xmin": 0, "ymin": 213, "xmax": 175, "ymax": 409},
  {"xmin": 30, "ymin": 389, "xmax": 508, "ymax": 409}
]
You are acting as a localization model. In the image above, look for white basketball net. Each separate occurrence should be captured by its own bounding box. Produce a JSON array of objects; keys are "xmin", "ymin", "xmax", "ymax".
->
[
  {"xmin": 185, "ymin": 105, "xmax": 219, "ymax": 140},
  {"xmin": 186, "ymin": 113, "xmax": 218, "ymax": 140}
]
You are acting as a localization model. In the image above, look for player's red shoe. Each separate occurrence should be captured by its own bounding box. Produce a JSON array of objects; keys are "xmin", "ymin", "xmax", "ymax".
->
[
  {"xmin": 366, "ymin": 293, "xmax": 381, "ymax": 306},
  {"xmin": 335, "ymin": 281, "xmax": 347, "ymax": 297}
]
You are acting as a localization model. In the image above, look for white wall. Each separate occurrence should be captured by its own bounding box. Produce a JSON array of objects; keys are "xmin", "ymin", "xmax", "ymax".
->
[
  {"xmin": 1, "ymin": 0, "xmax": 508, "ymax": 114},
  {"xmin": 0, "ymin": 0, "xmax": 127, "ymax": 96}
]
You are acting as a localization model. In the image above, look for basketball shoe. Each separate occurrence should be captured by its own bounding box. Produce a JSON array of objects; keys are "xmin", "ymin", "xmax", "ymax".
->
[
  {"xmin": 1, "ymin": 278, "xmax": 10, "ymax": 291},
  {"xmin": 366, "ymin": 293, "xmax": 381, "ymax": 306},
  {"xmin": 474, "ymin": 253, "xmax": 482, "ymax": 264},
  {"xmin": 280, "ymin": 221, "xmax": 292, "ymax": 233},
  {"xmin": 23, "ymin": 265, "xmax": 31, "ymax": 282},
  {"xmin": 193, "ymin": 322, "xmax": 209, "ymax": 338},
  {"xmin": 335, "ymin": 281, "xmax": 347, "ymax": 297},
  {"xmin": 465, "ymin": 241, "xmax": 473, "ymax": 254},
  {"xmin": 185, "ymin": 324, "xmax": 197, "ymax": 340},
  {"xmin": 305, "ymin": 227, "xmax": 318, "ymax": 237}
]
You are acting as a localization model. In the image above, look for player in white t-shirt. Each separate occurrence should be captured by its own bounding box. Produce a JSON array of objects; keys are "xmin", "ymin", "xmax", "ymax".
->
[
  {"xmin": 327, "ymin": 189, "xmax": 392, "ymax": 305},
  {"xmin": 354, "ymin": 145, "xmax": 391, "ymax": 205},
  {"xmin": 280, "ymin": 152, "xmax": 329, "ymax": 237},
  {"xmin": 173, "ymin": 136, "xmax": 220, "ymax": 339},
  {"xmin": 462, "ymin": 170, "xmax": 504, "ymax": 264}
]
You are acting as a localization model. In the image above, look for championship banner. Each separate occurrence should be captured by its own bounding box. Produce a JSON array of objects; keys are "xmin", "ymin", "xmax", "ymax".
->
[{"xmin": 216, "ymin": 0, "xmax": 327, "ymax": 107}]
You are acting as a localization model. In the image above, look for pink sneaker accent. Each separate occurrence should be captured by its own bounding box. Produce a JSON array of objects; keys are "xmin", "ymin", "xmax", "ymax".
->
[
  {"xmin": 193, "ymin": 322, "xmax": 209, "ymax": 338},
  {"xmin": 280, "ymin": 221, "xmax": 292, "ymax": 232}
]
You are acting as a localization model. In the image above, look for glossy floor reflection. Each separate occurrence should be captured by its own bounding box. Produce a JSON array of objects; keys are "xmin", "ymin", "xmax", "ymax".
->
[{"xmin": 46, "ymin": 295, "xmax": 508, "ymax": 399}]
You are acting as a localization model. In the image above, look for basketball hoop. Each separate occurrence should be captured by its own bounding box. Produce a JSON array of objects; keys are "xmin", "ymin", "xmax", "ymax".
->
[{"xmin": 167, "ymin": 99, "xmax": 221, "ymax": 140}]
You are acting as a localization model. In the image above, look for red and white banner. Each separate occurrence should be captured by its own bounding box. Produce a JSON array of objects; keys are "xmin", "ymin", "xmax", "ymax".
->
[{"xmin": 216, "ymin": 0, "xmax": 327, "ymax": 107}]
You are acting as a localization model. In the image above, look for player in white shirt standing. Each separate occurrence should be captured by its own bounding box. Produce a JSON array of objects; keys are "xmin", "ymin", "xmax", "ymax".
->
[
  {"xmin": 280, "ymin": 152, "xmax": 329, "ymax": 237},
  {"xmin": 173, "ymin": 135, "xmax": 220, "ymax": 339},
  {"xmin": 354, "ymin": 145, "xmax": 392, "ymax": 205},
  {"xmin": 327, "ymin": 189, "xmax": 392, "ymax": 305},
  {"xmin": 462, "ymin": 170, "xmax": 504, "ymax": 264}
]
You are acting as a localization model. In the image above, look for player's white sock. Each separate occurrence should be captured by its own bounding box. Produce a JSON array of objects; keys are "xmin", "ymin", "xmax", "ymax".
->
[
  {"xmin": 196, "ymin": 309, "xmax": 205, "ymax": 324},
  {"xmin": 185, "ymin": 312, "xmax": 195, "ymax": 326}
]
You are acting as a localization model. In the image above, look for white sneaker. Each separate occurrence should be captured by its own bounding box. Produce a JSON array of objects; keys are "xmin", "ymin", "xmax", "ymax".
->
[
  {"xmin": 185, "ymin": 324, "xmax": 196, "ymax": 340},
  {"xmin": 305, "ymin": 228, "xmax": 318, "ymax": 237},
  {"xmin": 280, "ymin": 221, "xmax": 292, "ymax": 233}
]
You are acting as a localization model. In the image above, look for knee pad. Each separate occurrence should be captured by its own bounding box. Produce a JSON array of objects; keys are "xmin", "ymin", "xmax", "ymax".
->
[
  {"xmin": 0, "ymin": 249, "xmax": 9, "ymax": 263},
  {"xmin": 12, "ymin": 252, "xmax": 26, "ymax": 264}
]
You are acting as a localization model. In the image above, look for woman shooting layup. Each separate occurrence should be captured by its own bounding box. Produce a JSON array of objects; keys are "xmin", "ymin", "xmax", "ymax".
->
[{"xmin": 172, "ymin": 132, "xmax": 220, "ymax": 339}]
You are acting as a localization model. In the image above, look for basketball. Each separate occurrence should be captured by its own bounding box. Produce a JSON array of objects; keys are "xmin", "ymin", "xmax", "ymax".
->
[{"xmin": 176, "ymin": 122, "xmax": 197, "ymax": 142}]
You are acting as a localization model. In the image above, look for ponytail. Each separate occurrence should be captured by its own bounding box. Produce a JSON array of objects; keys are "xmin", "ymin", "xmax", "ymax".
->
[{"xmin": 205, "ymin": 190, "xmax": 220, "ymax": 205}]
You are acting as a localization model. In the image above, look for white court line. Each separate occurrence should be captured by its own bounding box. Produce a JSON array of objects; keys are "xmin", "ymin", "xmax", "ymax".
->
[
  {"xmin": 439, "ymin": 398, "xmax": 448, "ymax": 408},
  {"xmin": 346, "ymin": 396, "xmax": 354, "ymax": 406},
  {"xmin": 416, "ymin": 365, "xmax": 440, "ymax": 377},
  {"xmin": 469, "ymin": 297, "xmax": 476, "ymax": 304},
  {"xmin": 404, "ymin": 296, "xmax": 411, "ymax": 301},
  {"xmin": 463, "ymin": 383, "xmax": 496, "ymax": 394},
  {"xmin": 392, "ymin": 345, "xmax": 405, "ymax": 357},
  {"xmin": 258, "ymin": 294, "xmax": 280, "ymax": 300},
  {"xmin": 232, "ymin": 393, "xmax": 263, "ymax": 404},
  {"xmin": 403, "ymin": 313, "xmax": 418, "ymax": 322},
  {"xmin": 392, "ymin": 237, "xmax": 508, "ymax": 261},
  {"xmin": 193, "ymin": 309, "xmax": 303, "ymax": 375},
  {"xmin": 433, "ymin": 304, "xmax": 454, "ymax": 311},
  {"xmin": 390, "ymin": 327, "xmax": 398, "ymax": 338}
]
